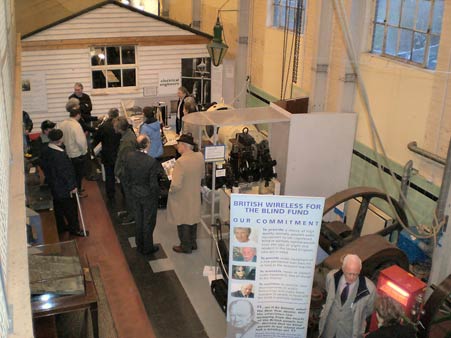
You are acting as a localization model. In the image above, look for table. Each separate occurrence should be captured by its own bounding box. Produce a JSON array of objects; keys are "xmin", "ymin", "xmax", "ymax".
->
[
  {"xmin": 30, "ymin": 242, "xmax": 99, "ymax": 338},
  {"xmin": 32, "ymin": 268, "xmax": 98, "ymax": 338}
]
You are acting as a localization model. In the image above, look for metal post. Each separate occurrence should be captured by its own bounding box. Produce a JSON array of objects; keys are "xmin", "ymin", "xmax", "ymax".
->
[
  {"xmin": 399, "ymin": 160, "xmax": 413, "ymax": 209},
  {"xmin": 234, "ymin": 0, "xmax": 250, "ymax": 108},
  {"xmin": 210, "ymin": 126, "xmax": 218, "ymax": 272},
  {"xmin": 75, "ymin": 192, "xmax": 88, "ymax": 237},
  {"xmin": 192, "ymin": 0, "xmax": 201, "ymax": 29},
  {"xmin": 429, "ymin": 137, "xmax": 451, "ymax": 294}
]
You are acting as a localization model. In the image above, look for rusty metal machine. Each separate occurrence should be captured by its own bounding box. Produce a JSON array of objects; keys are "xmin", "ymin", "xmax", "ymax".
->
[
  {"xmin": 369, "ymin": 265, "xmax": 426, "ymax": 331},
  {"xmin": 319, "ymin": 187, "xmax": 408, "ymax": 254},
  {"xmin": 419, "ymin": 274, "xmax": 451, "ymax": 338}
]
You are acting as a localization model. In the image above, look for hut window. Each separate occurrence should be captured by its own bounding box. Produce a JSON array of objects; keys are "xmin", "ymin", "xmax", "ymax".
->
[{"xmin": 90, "ymin": 46, "xmax": 137, "ymax": 89}]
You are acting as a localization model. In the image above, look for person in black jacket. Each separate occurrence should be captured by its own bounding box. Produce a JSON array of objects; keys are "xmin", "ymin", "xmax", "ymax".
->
[
  {"xmin": 33, "ymin": 120, "xmax": 56, "ymax": 180},
  {"xmin": 23, "ymin": 110, "xmax": 33, "ymax": 155},
  {"xmin": 93, "ymin": 108, "xmax": 121, "ymax": 200},
  {"xmin": 176, "ymin": 86, "xmax": 189, "ymax": 135},
  {"xmin": 123, "ymin": 135, "xmax": 165, "ymax": 255},
  {"xmin": 366, "ymin": 295, "xmax": 416, "ymax": 338},
  {"xmin": 69, "ymin": 82, "xmax": 96, "ymax": 122},
  {"xmin": 41, "ymin": 129, "xmax": 85, "ymax": 237}
]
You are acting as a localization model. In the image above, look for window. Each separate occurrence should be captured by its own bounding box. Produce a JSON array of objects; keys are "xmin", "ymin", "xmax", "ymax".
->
[
  {"xmin": 90, "ymin": 46, "xmax": 137, "ymax": 89},
  {"xmin": 372, "ymin": 0, "xmax": 444, "ymax": 69},
  {"xmin": 272, "ymin": 0, "xmax": 306, "ymax": 33}
]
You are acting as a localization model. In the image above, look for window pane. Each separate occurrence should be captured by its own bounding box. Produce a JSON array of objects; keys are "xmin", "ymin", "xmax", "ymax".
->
[
  {"xmin": 122, "ymin": 46, "xmax": 136, "ymax": 64},
  {"xmin": 386, "ymin": 27, "xmax": 399, "ymax": 55},
  {"xmin": 398, "ymin": 29, "xmax": 413, "ymax": 60},
  {"xmin": 90, "ymin": 47, "xmax": 105, "ymax": 66},
  {"xmin": 122, "ymin": 69, "xmax": 136, "ymax": 87},
  {"xmin": 412, "ymin": 32, "xmax": 426, "ymax": 64},
  {"xmin": 432, "ymin": 0, "xmax": 444, "ymax": 34},
  {"xmin": 375, "ymin": 0, "xmax": 387, "ymax": 23},
  {"xmin": 287, "ymin": 7, "xmax": 295, "ymax": 30},
  {"xmin": 280, "ymin": 5, "xmax": 286, "ymax": 27},
  {"xmin": 106, "ymin": 47, "xmax": 120, "ymax": 65},
  {"xmin": 273, "ymin": 4, "xmax": 280, "ymax": 26},
  {"xmin": 92, "ymin": 70, "xmax": 106, "ymax": 89},
  {"xmin": 107, "ymin": 69, "xmax": 121, "ymax": 87},
  {"xmin": 400, "ymin": 0, "xmax": 415, "ymax": 29},
  {"xmin": 372, "ymin": 24, "xmax": 385, "ymax": 53},
  {"xmin": 428, "ymin": 34, "xmax": 440, "ymax": 69},
  {"xmin": 388, "ymin": 0, "xmax": 401, "ymax": 25},
  {"xmin": 416, "ymin": 0, "xmax": 431, "ymax": 32}
]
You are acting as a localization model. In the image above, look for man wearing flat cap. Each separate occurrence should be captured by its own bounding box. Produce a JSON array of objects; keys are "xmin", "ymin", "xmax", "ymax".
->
[
  {"xmin": 41, "ymin": 129, "xmax": 85, "ymax": 237},
  {"xmin": 33, "ymin": 120, "xmax": 56, "ymax": 176},
  {"xmin": 167, "ymin": 133, "xmax": 205, "ymax": 253}
]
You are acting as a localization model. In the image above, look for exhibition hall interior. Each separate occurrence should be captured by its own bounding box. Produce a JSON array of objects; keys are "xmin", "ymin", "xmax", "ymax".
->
[{"xmin": 2, "ymin": 0, "xmax": 451, "ymax": 337}]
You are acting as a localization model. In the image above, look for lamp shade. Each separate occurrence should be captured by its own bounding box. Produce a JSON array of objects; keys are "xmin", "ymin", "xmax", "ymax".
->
[{"xmin": 207, "ymin": 18, "xmax": 228, "ymax": 67}]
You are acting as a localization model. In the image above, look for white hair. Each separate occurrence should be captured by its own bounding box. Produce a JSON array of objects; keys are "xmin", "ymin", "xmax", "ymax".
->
[{"xmin": 342, "ymin": 254, "xmax": 362, "ymax": 270}]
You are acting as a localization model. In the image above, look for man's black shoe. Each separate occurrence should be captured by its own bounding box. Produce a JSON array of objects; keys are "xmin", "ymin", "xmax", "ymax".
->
[
  {"xmin": 70, "ymin": 230, "xmax": 89, "ymax": 237},
  {"xmin": 120, "ymin": 216, "xmax": 135, "ymax": 225},
  {"xmin": 139, "ymin": 246, "xmax": 159, "ymax": 255}
]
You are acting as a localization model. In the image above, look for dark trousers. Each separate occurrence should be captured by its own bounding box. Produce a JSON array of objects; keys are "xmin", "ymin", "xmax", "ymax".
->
[
  {"xmin": 176, "ymin": 117, "xmax": 182, "ymax": 135},
  {"xmin": 177, "ymin": 223, "xmax": 197, "ymax": 253},
  {"xmin": 71, "ymin": 155, "xmax": 86, "ymax": 190},
  {"xmin": 104, "ymin": 164, "xmax": 116, "ymax": 199},
  {"xmin": 134, "ymin": 197, "xmax": 158, "ymax": 254},
  {"xmin": 120, "ymin": 180, "xmax": 134, "ymax": 218},
  {"xmin": 53, "ymin": 197, "xmax": 80, "ymax": 234}
]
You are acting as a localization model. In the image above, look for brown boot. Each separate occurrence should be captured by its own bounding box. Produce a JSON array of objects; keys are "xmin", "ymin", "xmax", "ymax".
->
[
  {"xmin": 173, "ymin": 225, "xmax": 192, "ymax": 253},
  {"xmin": 172, "ymin": 245, "xmax": 191, "ymax": 254}
]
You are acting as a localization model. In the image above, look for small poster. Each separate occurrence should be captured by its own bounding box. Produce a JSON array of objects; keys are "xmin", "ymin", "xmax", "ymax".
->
[
  {"xmin": 205, "ymin": 144, "xmax": 226, "ymax": 162},
  {"xmin": 226, "ymin": 194, "xmax": 325, "ymax": 338},
  {"xmin": 181, "ymin": 57, "xmax": 211, "ymax": 107},
  {"xmin": 158, "ymin": 71, "xmax": 181, "ymax": 96},
  {"xmin": 22, "ymin": 72, "xmax": 48, "ymax": 113}
]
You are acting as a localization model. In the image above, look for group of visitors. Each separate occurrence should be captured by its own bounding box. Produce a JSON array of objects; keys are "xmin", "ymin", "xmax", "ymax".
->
[{"xmin": 31, "ymin": 83, "xmax": 205, "ymax": 257}]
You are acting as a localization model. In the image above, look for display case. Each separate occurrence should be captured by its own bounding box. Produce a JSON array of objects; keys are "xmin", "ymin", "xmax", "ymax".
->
[{"xmin": 28, "ymin": 240, "xmax": 85, "ymax": 299}]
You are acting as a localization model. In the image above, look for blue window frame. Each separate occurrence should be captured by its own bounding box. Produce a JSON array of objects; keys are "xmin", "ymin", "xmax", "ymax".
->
[
  {"xmin": 272, "ymin": 0, "xmax": 306, "ymax": 33},
  {"xmin": 371, "ymin": 0, "xmax": 444, "ymax": 69}
]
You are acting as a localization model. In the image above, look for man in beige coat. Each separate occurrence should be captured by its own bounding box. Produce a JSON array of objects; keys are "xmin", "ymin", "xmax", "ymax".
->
[{"xmin": 167, "ymin": 133, "xmax": 205, "ymax": 254}]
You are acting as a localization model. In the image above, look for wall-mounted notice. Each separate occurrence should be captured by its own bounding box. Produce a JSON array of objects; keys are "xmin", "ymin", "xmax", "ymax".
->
[
  {"xmin": 22, "ymin": 72, "xmax": 48, "ymax": 113},
  {"xmin": 158, "ymin": 71, "xmax": 181, "ymax": 96},
  {"xmin": 226, "ymin": 194, "xmax": 325, "ymax": 338},
  {"xmin": 205, "ymin": 144, "xmax": 226, "ymax": 162}
]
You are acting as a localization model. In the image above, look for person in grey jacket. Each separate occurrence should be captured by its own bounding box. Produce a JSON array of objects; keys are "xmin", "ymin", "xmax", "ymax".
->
[
  {"xmin": 318, "ymin": 254, "xmax": 376, "ymax": 338},
  {"xmin": 114, "ymin": 116, "xmax": 137, "ymax": 224}
]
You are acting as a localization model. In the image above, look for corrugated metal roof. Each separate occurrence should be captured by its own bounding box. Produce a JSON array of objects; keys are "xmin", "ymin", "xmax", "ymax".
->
[{"xmin": 16, "ymin": 0, "xmax": 212, "ymax": 39}]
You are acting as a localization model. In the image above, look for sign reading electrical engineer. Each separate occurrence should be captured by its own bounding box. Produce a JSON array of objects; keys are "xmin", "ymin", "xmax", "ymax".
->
[
  {"xmin": 226, "ymin": 194, "xmax": 325, "ymax": 338},
  {"xmin": 158, "ymin": 71, "xmax": 181, "ymax": 96}
]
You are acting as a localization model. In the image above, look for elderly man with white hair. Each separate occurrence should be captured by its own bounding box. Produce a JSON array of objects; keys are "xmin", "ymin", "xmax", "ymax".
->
[{"xmin": 318, "ymin": 254, "xmax": 376, "ymax": 338}]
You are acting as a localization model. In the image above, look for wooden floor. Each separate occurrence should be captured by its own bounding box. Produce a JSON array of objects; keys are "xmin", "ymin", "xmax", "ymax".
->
[{"xmin": 40, "ymin": 180, "xmax": 156, "ymax": 338}]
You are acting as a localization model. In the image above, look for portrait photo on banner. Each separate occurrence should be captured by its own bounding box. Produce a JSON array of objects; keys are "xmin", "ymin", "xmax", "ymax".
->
[{"xmin": 232, "ymin": 246, "xmax": 257, "ymax": 263}]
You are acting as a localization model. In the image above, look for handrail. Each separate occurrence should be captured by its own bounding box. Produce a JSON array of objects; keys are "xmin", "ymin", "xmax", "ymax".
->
[{"xmin": 407, "ymin": 141, "xmax": 446, "ymax": 166}]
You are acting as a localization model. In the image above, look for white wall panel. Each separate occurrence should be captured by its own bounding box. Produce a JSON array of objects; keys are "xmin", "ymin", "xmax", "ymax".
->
[
  {"xmin": 24, "ymin": 4, "xmax": 194, "ymax": 41},
  {"xmin": 21, "ymin": 44, "xmax": 211, "ymax": 128}
]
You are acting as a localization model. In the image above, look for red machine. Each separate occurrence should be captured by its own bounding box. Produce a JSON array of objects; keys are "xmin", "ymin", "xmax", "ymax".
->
[{"xmin": 370, "ymin": 265, "xmax": 426, "ymax": 331}]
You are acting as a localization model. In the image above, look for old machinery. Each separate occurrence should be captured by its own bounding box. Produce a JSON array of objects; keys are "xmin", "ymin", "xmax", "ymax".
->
[
  {"xmin": 205, "ymin": 127, "xmax": 277, "ymax": 189},
  {"xmin": 320, "ymin": 187, "xmax": 408, "ymax": 254},
  {"xmin": 229, "ymin": 128, "xmax": 277, "ymax": 186},
  {"xmin": 419, "ymin": 274, "xmax": 451, "ymax": 338},
  {"xmin": 369, "ymin": 265, "xmax": 426, "ymax": 331}
]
